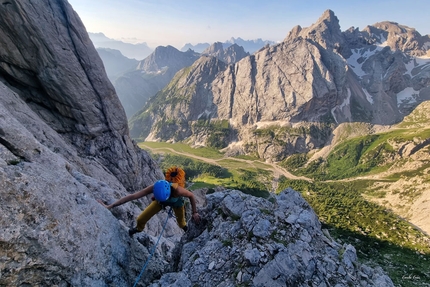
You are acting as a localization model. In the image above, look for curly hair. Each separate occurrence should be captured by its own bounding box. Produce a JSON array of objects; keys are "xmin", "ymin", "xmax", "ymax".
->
[{"xmin": 165, "ymin": 166, "xmax": 186, "ymax": 188}]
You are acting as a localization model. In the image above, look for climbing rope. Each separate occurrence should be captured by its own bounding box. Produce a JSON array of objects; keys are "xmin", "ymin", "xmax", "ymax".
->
[{"xmin": 132, "ymin": 207, "xmax": 174, "ymax": 287}]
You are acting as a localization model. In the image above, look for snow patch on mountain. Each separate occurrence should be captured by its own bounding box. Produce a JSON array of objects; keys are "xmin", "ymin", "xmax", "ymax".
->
[
  {"xmin": 346, "ymin": 47, "xmax": 382, "ymax": 77},
  {"xmin": 397, "ymin": 87, "xmax": 419, "ymax": 105},
  {"xmin": 197, "ymin": 109, "xmax": 212, "ymax": 119},
  {"xmin": 405, "ymin": 56, "xmax": 430, "ymax": 76},
  {"xmin": 363, "ymin": 88, "xmax": 374, "ymax": 104},
  {"xmin": 331, "ymin": 88, "xmax": 351, "ymax": 123}
]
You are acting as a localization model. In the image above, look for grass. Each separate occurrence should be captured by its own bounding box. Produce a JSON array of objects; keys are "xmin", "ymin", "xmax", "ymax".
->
[
  {"xmin": 138, "ymin": 141, "xmax": 224, "ymax": 159},
  {"xmin": 216, "ymin": 158, "xmax": 274, "ymax": 171},
  {"xmin": 285, "ymin": 126, "xmax": 430, "ymax": 181},
  {"xmin": 140, "ymin": 142, "xmax": 273, "ymax": 198},
  {"xmin": 188, "ymin": 181, "xmax": 217, "ymax": 191}
]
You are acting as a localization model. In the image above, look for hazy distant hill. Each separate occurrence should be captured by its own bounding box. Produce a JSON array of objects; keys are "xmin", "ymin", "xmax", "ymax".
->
[
  {"xmin": 181, "ymin": 37, "xmax": 276, "ymax": 53},
  {"xmin": 181, "ymin": 43, "xmax": 211, "ymax": 53},
  {"xmin": 225, "ymin": 37, "xmax": 277, "ymax": 53},
  {"xmin": 89, "ymin": 32, "xmax": 153, "ymax": 60},
  {"xmin": 114, "ymin": 46, "xmax": 200, "ymax": 118},
  {"xmin": 96, "ymin": 48, "xmax": 138, "ymax": 82}
]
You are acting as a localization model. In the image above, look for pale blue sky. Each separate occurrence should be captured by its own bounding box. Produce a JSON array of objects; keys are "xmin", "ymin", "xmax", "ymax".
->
[{"xmin": 67, "ymin": 0, "xmax": 430, "ymax": 49}]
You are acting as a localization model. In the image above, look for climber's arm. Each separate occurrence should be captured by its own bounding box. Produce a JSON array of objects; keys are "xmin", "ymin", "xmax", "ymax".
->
[
  {"xmin": 97, "ymin": 185, "xmax": 154, "ymax": 209},
  {"xmin": 175, "ymin": 186, "xmax": 201, "ymax": 223}
]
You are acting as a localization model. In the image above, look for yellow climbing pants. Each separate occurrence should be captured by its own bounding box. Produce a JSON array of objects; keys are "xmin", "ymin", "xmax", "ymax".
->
[{"xmin": 136, "ymin": 200, "xmax": 186, "ymax": 231}]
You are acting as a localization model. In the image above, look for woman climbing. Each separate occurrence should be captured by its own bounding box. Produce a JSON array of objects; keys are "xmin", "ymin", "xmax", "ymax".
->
[{"xmin": 98, "ymin": 167, "xmax": 200, "ymax": 236}]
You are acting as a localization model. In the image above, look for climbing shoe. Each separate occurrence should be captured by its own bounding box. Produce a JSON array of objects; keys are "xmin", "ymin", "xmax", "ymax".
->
[
  {"xmin": 182, "ymin": 225, "xmax": 188, "ymax": 232},
  {"xmin": 128, "ymin": 227, "xmax": 139, "ymax": 237}
]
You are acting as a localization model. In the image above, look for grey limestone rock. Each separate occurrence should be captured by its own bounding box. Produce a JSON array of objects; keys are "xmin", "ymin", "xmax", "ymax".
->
[
  {"xmin": 150, "ymin": 188, "xmax": 394, "ymax": 287},
  {"xmin": 0, "ymin": 1, "xmax": 167, "ymax": 286},
  {"xmin": 0, "ymin": 0, "xmax": 162, "ymax": 191}
]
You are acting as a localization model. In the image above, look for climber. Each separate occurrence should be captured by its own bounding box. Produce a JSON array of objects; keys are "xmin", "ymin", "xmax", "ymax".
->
[{"xmin": 97, "ymin": 167, "xmax": 200, "ymax": 237}]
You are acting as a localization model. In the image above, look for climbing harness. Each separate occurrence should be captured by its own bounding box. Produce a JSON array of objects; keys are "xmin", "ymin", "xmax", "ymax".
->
[{"xmin": 132, "ymin": 207, "xmax": 174, "ymax": 287}]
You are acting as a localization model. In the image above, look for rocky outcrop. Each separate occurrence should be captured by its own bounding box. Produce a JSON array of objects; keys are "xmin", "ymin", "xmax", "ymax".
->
[
  {"xmin": 137, "ymin": 46, "xmax": 199, "ymax": 73},
  {"xmin": 342, "ymin": 20, "xmax": 430, "ymax": 118},
  {"xmin": 343, "ymin": 21, "xmax": 430, "ymax": 57},
  {"xmin": 148, "ymin": 188, "xmax": 394, "ymax": 286},
  {"xmin": 131, "ymin": 9, "xmax": 430, "ymax": 162},
  {"xmin": 115, "ymin": 43, "xmax": 247, "ymax": 118}
]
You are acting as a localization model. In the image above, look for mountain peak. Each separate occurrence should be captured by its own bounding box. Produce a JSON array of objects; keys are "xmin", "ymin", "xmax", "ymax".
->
[
  {"xmin": 350, "ymin": 20, "xmax": 430, "ymax": 56},
  {"xmin": 153, "ymin": 45, "xmax": 179, "ymax": 53},
  {"xmin": 199, "ymin": 42, "xmax": 249, "ymax": 64},
  {"xmin": 137, "ymin": 44, "xmax": 198, "ymax": 73},
  {"xmin": 202, "ymin": 42, "xmax": 224, "ymax": 54},
  {"xmin": 310, "ymin": 9, "xmax": 341, "ymax": 37},
  {"xmin": 284, "ymin": 9, "xmax": 342, "ymax": 49},
  {"xmin": 319, "ymin": 9, "xmax": 337, "ymax": 23}
]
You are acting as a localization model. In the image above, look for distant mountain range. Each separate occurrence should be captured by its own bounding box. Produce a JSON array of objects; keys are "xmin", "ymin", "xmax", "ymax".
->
[
  {"xmin": 89, "ymin": 32, "xmax": 153, "ymax": 60},
  {"xmin": 181, "ymin": 37, "xmax": 277, "ymax": 53},
  {"xmin": 89, "ymin": 32, "xmax": 276, "ymax": 60},
  {"xmin": 90, "ymin": 34, "xmax": 277, "ymax": 117}
]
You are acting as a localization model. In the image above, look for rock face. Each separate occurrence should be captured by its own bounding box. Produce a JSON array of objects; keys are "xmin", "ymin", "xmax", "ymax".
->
[
  {"xmin": 0, "ymin": 1, "xmax": 169, "ymax": 286},
  {"xmin": 131, "ymin": 9, "xmax": 430, "ymax": 161},
  {"xmin": 0, "ymin": 0, "xmax": 162, "ymax": 191},
  {"xmin": 149, "ymin": 189, "xmax": 394, "ymax": 287},
  {"xmin": 128, "ymin": 56, "xmax": 228, "ymax": 142}
]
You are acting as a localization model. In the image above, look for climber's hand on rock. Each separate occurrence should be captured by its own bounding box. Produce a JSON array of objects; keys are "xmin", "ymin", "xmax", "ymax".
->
[
  {"xmin": 97, "ymin": 199, "xmax": 112, "ymax": 209},
  {"xmin": 192, "ymin": 212, "xmax": 201, "ymax": 224}
]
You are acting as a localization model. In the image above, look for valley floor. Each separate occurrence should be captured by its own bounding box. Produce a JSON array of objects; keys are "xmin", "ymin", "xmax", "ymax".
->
[
  {"xmin": 140, "ymin": 141, "xmax": 430, "ymax": 237},
  {"xmin": 140, "ymin": 143, "xmax": 312, "ymax": 181}
]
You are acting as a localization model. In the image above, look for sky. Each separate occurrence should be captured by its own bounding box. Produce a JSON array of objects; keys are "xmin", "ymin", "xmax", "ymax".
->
[{"xmin": 67, "ymin": 0, "xmax": 430, "ymax": 50}]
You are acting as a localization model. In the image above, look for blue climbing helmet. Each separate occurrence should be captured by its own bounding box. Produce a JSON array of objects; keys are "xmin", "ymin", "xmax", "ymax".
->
[{"xmin": 153, "ymin": 180, "xmax": 171, "ymax": 202}]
